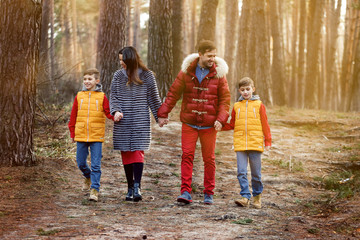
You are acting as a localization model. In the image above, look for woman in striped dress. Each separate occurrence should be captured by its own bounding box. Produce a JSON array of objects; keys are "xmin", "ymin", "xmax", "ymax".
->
[{"xmin": 110, "ymin": 46, "xmax": 162, "ymax": 202}]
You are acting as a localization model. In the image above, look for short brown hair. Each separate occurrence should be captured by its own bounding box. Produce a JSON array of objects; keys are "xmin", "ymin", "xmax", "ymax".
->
[
  {"xmin": 238, "ymin": 77, "xmax": 255, "ymax": 88},
  {"xmin": 197, "ymin": 40, "xmax": 216, "ymax": 54},
  {"xmin": 83, "ymin": 68, "xmax": 100, "ymax": 80}
]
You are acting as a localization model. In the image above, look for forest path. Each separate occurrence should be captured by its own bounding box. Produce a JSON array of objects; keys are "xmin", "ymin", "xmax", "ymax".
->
[{"xmin": 1, "ymin": 106, "xmax": 359, "ymax": 239}]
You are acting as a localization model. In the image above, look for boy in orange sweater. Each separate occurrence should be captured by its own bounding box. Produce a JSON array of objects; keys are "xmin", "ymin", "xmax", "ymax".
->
[
  {"xmin": 220, "ymin": 77, "xmax": 271, "ymax": 208},
  {"xmin": 68, "ymin": 68, "xmax": 114, "ymax": 202}
]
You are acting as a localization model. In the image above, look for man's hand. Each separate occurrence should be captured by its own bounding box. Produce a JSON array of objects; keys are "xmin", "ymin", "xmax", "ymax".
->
[
  {"xmin": 214, "ymin": 120, "xmax": 222, "ymax": 131},
  {"xmin": 114, "ymin": 111, "xmax": 123, "ymax": 122},
  {"xmin": 158, "ymin": 117, "xmax": 169, "ymax": 127}
]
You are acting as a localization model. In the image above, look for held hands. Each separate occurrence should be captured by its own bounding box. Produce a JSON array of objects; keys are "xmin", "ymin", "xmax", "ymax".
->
[
  {"xmin": 158, "ymin": 117, "xmax": 169, "ymax": 127},
  {"xmin": 265, "ymin": 146, "xmax": 271, "ymax": 151},
  {"xmin": 214, "ymin": 120, "xmax": 222, "ymax": 131},
  {"xmin": 114, "ymin": 111, "xmax": 123, "ymax": 122}
]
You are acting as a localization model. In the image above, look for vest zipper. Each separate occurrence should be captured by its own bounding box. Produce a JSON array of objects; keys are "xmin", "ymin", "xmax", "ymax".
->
[
  {"xmin": 87, "ymin": 92, "xmax": 91, "ymax": 142},
  {"xmin": 237, "ymin": 108, "xmax": 240, "ymax": 119},
  {"xmin": 245, "ymin": 100, "xmax": 248, "ymax": 150},
  {"xmin": 80, "ymin": 99, "xmax": 83, "ymax": 110},
  {"xmin": 253, "ymin": 107, "xmax": 256, "ymax": 118},
  {"xmin": 96, "ymin": 100, "xmax": 99, "ymax": 111}
]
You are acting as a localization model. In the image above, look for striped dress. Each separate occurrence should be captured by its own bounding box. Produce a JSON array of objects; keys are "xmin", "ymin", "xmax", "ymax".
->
[{"xmin": 110, "ymin": 69, "xmax": 162, "ymax": 151}]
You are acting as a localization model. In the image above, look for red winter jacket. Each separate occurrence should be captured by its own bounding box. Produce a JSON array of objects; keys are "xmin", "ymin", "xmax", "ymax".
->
[{"xmin": 157, "ymin": 53, "xmax": 230, "ymax": 127}]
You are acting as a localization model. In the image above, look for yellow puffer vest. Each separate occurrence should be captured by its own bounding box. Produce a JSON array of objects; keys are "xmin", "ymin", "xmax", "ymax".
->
[
  {"xmin": 74, "ymin": 91, "xmax": 106, "ymax": 142},
  {"xmin": 233, "ymin": 100, "xmax": 264, "ymax": 152}
]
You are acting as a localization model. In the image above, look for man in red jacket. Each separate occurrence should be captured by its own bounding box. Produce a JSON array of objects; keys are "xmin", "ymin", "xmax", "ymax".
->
[{"xmin": 158, "ymin": 40, "xmax": 230, "ymax": 205}]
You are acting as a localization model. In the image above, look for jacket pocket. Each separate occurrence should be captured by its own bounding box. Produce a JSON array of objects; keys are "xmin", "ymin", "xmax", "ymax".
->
[
  {"xmin": 75, "ymin": 122, "xmax": 86, "ymax": 138},
  {"xmin": 90, "ymin": 122, "xmax": 105, "ymax": 139}
]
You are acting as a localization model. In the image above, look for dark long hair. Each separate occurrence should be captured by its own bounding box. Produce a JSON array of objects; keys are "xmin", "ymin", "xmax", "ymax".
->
[{"xmin": 119, "ymin": 46, "xmax": 149, "ymax": 85}]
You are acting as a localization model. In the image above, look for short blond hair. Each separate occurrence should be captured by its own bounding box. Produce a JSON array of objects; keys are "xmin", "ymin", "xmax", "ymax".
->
[
  {"xmin": 238, "ymin": 77, "xmax": 254, "ymax": 88},
  {"xmin": 83, "ymin": 68, "xmax": 100, "ymax": 80}
]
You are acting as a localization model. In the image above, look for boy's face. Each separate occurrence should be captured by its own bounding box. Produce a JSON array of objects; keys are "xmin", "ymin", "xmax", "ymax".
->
[
  {"xmin": 83, "ymin": 74, "xmax": 99, "ymax": 91},
  {"xmin": 238, "ymin": 84, "xmax": 255, "ymax": 100},
  {"xmin": 198, "ymin": 49, "xmax": 216, "ymax": 68}
]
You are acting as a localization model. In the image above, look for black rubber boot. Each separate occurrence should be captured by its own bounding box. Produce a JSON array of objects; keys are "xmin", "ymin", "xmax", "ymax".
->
[
  {"xmin": 125, "ymin": 187, "xmax": 134, "ymax": 201},
  {"xmin": 133, "ymin": 183, "xmax": 142, "ymax": 202}
]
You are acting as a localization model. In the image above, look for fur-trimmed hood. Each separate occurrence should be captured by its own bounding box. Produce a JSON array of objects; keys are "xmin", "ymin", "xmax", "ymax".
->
[{"xmin": 181, "ymin": 53, "xmax": 228, "ymax": 78}]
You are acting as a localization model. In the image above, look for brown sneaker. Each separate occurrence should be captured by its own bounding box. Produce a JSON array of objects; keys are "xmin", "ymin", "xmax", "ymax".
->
[
  {"xmin": 252, "ymin": 194, "xmax": 261, "ymax": 209},
  {"xmin": 89, "ymin": 188, "xmax": 99, "ymax": 202},
  {"xmin": 82, "ymin": 178, "xmax": 91, "ymax": 191},
  {"xmin": 235, "ymin": 197, "xmax": 250, "ymax": 207}
]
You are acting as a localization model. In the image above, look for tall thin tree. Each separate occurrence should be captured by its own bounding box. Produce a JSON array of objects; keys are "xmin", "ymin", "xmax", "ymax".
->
[
  {"xmin": 269, "ymin": 0, "xmax": 286, "ymax": 106},
  {"xmin": 172, "ymin": 0, "xmax": 184, "ymax": 78},
  {"xmin": 224, "ymin": 0, "xmax": 238, "ymax": 97},
  {"xmin": 196, "ymin": 0, "xmax": 219, "ymax": 46},
  {"xmin": 97, "ymin": 0, "xmax": 128, "ymax": 96},
  {"xmin": 0, "ymin": 0, "xmax": 42, "ymax": 166},
  {"xmin": 148, "ymin": 0, "xmax": 173, "ymax": 99}
]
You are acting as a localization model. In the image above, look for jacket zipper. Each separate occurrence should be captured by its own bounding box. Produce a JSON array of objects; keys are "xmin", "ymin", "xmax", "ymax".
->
[
  {"xmin": 87, "ymin": 92, "xmax": 91, "ymax": 142},
  {"xmin": 245, "ymin": 100, "xmax": 248, "ymax": 149}
]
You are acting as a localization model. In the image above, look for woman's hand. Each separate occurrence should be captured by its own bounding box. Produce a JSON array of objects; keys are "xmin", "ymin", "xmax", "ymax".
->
[{"xmin": 114, "ymin": 111, "xmax": 123, "ymax": 122}]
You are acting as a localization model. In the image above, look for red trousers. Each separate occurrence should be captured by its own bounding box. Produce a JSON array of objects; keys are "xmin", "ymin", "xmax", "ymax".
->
[{"xmin": 181, "ymin": 123, "xmax": 217, "ymax": 195}]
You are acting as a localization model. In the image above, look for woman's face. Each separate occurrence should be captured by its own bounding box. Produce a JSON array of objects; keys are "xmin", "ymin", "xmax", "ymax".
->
[{"xmin": 119, "ymin": 54, "xmax": 126, "ymax": 69}]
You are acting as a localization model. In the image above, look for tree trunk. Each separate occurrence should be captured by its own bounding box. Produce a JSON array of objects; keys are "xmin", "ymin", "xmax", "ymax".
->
[
  {"xmin": 190, "ymin": 0, "xmax": 196, "ymax": 52},
  {"xmin": 297, "ymin": 0, "xmax": 306, "ymax": 109},
  {"xmin": 269, "ymin": 0, "xmax": 286, "ymax": 106},
  {"xmin": 39, "ymin": 0, "xmax": 51, "ymax": 91},
  {"xmin": 97, "ymin": 0, "xmax": 128, "ymax": 97},
  {"xmin": 148, "ymin": 0, "xmax": 173, "ymax": 100},
  {"xmin": 71, "ymin": 0, "xmax": 80, "ymax": 77},
  {"xmin": 236, "ymin": 0, "xmax": 251, "ymax": 83},
  {"xmin": 0, "ymin": 0, "xmax": 42, "ymax": 166},
  {"xmin": 133, "ymin": 0, "xmax": 141, "ymax": 49},
  {"xmin": 224, "ymin": 0, "xmax": 238, "ymax": 97},
  {"xmin": 289, "ymin": 0, "xmax": 298, "ymax": 108},
  {"xmin": 304, "ymin": 0, "xmax": 324, "ymax": 109},
  {"xmin": 127, "ymin": 0, "xmax": 132, "ymax": 46},
  {"xmin": 325, "ymin": 0, "xmax": 342, "ymax": 110},
  {"xmin": 172, "ymin": 0, "xmax": 184, "ymax": 78},
  {"xmin": 252, "ymin": 0, "xmax": 272, "ymax": 105},
  {"xmin": 196, "ymin": 0, "xmax": 219, "ymax": 46}
]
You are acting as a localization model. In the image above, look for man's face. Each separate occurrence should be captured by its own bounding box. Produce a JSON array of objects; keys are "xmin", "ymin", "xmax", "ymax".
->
[
  {"xmin": 238, "ymin": 84, "xmax": 255, "ymax": 100},
  {"xmin": 198, "ymin": 49, "xmax": 216, "ymax": 68},
  {"xmin": 83, "ymin": 74, "xmax": 99, "ymax": 91}
]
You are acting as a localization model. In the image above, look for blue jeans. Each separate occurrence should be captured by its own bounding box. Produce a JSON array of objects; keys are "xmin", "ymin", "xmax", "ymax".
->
[
  {"xmin": 236, "ymin": 151, "xmax": 263, "ymax": 199},
  {"xmin": 76, "ymin": 142, "xmax": 102, "ymax": 191}
]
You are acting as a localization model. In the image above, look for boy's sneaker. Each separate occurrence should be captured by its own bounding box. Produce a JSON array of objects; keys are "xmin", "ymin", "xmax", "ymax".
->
[
  {"xmin": 177, "ymin": 191, "xmax": 192, "ymax": 204},
  {"xmin": 89, "ymin": 188, "xmax": 99, "ymax": 202},
  {"xmin": 235, "ymin": 197, "xmax": 250, "ymax": 207},
  {"xmin": 82, "ymin": 178, "xmax": 91, "ymax": 191},
  {"xmin": 204, "ymin": 193, "xmax": 213, "ymax": 205},
  {"xmin": 252, "ymin": 194, "xmax": 262, "ymax": 209}
]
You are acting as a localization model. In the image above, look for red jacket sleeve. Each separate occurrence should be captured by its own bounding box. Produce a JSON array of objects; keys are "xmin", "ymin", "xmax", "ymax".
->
[
  {"xmin": 103, "ymin": 95, "xmax": 114, "ymax": 121},
  {"xmin": 222, "ymin": 107, "xmax": 235, "ymax": 130},
  {"xmin": 157, "ymin": 71, "xmax": 186, "ymax": 118},
  {"xmin": 260, "ymin": 103, "xmax": 271, "ymax": 146},
  {"xmin": 68, "ymin": 96, "xmax": 78, "ymax": 139},
  {"xmin": 216, "ymin": 76, "xmax": 231, "ymax": 125}
]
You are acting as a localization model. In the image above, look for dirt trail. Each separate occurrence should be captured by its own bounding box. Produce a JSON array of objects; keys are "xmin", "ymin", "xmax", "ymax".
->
[{"xmin": 1, "ymin": 106, "xmax": 359, "ymax": 239}]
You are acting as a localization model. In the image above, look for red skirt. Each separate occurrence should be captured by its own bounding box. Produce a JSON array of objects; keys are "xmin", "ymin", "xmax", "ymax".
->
[{"xmin": 121, "ymin": 150, "xmax": 144, "ymax": 165}]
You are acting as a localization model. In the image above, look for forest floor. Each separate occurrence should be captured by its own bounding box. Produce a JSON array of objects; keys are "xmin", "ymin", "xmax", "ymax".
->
[{"xmin": 0, "ymin": 105, "xmax": 360, "ymax": 240}]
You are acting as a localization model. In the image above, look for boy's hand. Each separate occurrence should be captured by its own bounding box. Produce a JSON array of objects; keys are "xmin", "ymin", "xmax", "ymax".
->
[
  {"xmin": 158, "ymin": 117, "xmax": 169, "ymax": 127},
  {"xmin": 265, "ymin": 146, "xmax": 271, "ymax": 151},
  {"xmin": 214, "ymin": 120, "xmax": 222, "ymax": 131},
  {"xmin": 114, "ymin": 111, "xmax": 123, "ymax": 122},
  {"xmin": 71, "ymin": 138, "xmax": 75, "ymax": 143}
]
